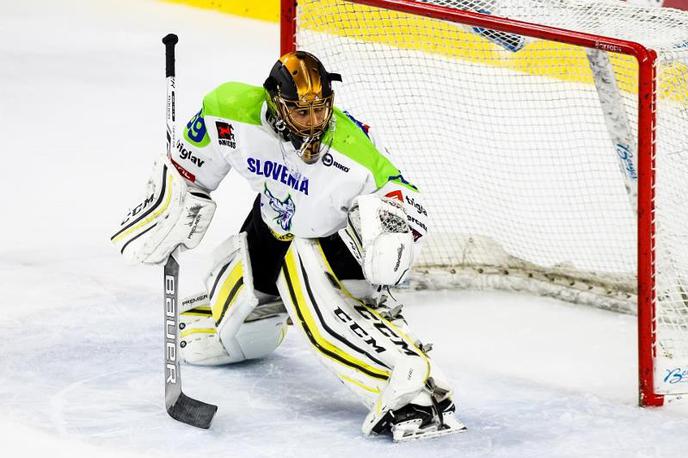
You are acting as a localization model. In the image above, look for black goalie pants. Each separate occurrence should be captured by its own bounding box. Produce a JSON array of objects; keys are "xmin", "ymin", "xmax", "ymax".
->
[{"xmin": 240, "ymin": 194, "xmax": 364, "ymax": 296}]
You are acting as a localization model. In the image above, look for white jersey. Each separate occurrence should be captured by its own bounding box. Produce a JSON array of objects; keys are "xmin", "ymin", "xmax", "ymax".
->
[{"xmin": 170, "ymin": 82, "xmax": 429, "ymax": 242}]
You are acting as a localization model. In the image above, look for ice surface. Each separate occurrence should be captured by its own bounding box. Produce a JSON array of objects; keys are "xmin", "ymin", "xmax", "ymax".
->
[{"xmin": 2, "ymin": 0, "xmax": 688, "ymax": 457}]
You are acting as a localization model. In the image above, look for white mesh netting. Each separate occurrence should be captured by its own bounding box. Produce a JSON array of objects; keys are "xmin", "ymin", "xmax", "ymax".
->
[{"xmin": 294, "ymin": 0, "xmax": 688, "ymax": 396}]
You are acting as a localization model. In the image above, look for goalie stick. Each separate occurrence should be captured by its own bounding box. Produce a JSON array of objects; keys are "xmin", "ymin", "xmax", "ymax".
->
[{"xmin": 162, "ymin": 33, "xmax": 218, "ymax": 429}]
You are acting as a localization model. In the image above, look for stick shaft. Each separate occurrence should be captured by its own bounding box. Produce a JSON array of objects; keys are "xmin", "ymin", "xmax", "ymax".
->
[
  {"xmin": 163, "ymin": 33, "xmax": 178, "ymax": 157},
  {"xmin": 160, "ymin": 34, "xmax": 217, "ymax": 428}
]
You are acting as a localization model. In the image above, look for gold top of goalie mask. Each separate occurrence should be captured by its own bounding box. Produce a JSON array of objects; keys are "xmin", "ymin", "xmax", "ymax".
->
[{"xmin": 264, "ymin": 51, "xmax": 342, "ymax": 164}]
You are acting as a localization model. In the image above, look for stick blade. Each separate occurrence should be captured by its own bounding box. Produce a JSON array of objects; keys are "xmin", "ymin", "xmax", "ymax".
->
[{"xmin": 167, "ymin": 392, "xmax": 218, "ymax": 429}]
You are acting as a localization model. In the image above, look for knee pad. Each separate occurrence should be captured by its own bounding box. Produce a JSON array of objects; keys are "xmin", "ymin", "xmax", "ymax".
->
[{"xmin": 180, "ymin": 233, "xmax": 288, "ymax": 365}]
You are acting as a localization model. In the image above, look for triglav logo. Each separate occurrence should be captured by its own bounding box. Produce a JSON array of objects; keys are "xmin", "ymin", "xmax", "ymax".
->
[{"xmin": 176, "ymin": 140, "xmax": 205, "ymax": 167}]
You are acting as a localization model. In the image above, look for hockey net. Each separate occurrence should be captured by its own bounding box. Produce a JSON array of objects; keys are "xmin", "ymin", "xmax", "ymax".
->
[{"xmin": 283, "ymin": 0, "xmax": 688, "ymax": 405}]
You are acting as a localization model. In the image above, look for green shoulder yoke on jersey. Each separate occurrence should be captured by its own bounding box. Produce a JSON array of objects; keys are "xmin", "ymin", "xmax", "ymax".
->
[
  {"xmin": 183, "ymin": 82, "xmax": 264, "ymax": 147},
  {"xmin": 187, "ymin": 82, "xmax": 418, "ymax": 192},
  {"xmin": 203, "ymin": 82, "xmax": 264, "ymax": 126},
  {"xmin": 327, "ymin": 108, "xmax": 418, "ymax": 192}
]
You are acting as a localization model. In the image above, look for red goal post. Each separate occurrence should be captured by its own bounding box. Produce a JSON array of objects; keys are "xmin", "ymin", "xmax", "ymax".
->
[{"xmin": 280, "ymin": 0, "xmax": 688, "ymax": 407}]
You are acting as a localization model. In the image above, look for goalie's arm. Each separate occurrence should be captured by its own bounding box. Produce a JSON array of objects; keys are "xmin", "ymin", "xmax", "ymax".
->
[
  {"xmin": 110, "ymin": 102, "xmax": 235, "ymax": 264},
  {"xmin": 169, "ymin": 103, "xmax": 232, "ymax": 191}
]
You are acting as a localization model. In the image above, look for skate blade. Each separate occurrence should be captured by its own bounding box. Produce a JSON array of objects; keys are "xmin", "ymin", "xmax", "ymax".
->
[{"xmin": 392, "ymin": 419, "xmax": 467, "ymax": 443}]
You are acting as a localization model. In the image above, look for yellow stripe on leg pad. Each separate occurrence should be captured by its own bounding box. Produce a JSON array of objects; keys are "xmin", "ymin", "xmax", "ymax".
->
[
  {"xmin": 283, "ymin": 246, "xmax": 390, "ymax": 381},
  {"xmin": 210, "ymin": 260, "xmax": 244, "ymax": 324},
  {"xmin": 314, "ymin": 240, "xmax": 432, "ymax": 381},
  {"xmin": 180, "ymin": 328, "xmax": 216, "ymax": 339},
  {"xmin": 338, "ymin": 374, "xmax": 381, "ymax": 394}
]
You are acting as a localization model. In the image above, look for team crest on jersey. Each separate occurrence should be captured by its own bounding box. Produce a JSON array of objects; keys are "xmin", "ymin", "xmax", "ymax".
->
[
  {"xmin": 215, "ymin": 121, "xmax": 236, "ymax": 148},
  {"xmin": 264, "ymin": 184, "xmax": 295, "ymax": 231}
]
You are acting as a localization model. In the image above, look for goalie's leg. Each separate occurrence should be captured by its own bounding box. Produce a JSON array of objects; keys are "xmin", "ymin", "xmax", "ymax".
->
[
  {"xmin": 179, "ymin": 233, "xmax": 289, "ymax": 365},
  {"xmin": 277, "ymin": 238, "xmax": 464, "ymax": 441}
]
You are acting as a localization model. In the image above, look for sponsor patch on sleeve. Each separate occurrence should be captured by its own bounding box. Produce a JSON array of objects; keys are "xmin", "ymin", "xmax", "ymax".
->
[
  {"xmin": 215, "ymin": 121, "xmax": 236, "ymax": 148},
  {"xmin": 176, "ymin": 140, "xmax": 205, "ymax": 168}
]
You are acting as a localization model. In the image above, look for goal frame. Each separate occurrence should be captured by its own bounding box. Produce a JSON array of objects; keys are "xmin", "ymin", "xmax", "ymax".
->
[{"xmin": 280, "ymin": 0, "xmax": 661, "ymax": 407}]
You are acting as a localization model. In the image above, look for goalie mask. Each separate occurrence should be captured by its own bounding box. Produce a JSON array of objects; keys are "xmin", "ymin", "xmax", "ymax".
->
[{"xmin": 264, "ymin": 51, "xmax": 342, "ymax": 164}]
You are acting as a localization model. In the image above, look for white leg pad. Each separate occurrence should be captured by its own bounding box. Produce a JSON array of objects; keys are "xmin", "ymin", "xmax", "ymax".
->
[
  {"xmin": 179, "ymin": 233, "xmax": 288, "ymax": 365},
  {"xmin": 231, "ymin": 314, "xmax": 288, "ymax": 360},
  {"xmin": 277, "ymin": 239, "xmax": 441, "ymax": 412}
]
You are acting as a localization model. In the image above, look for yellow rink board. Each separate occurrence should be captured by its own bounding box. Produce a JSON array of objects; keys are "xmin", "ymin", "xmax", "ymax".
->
[
  {"xmin": 164, "ymin": 0, "xmax": 687, "ymax": 102},
  {"xmin": 164, "ymin": 0, "xmax": 280, "ymax": 22}
]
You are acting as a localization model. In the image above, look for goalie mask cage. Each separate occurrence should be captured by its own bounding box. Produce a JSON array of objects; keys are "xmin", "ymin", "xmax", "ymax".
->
[{"xmin": 281, "ymin": 0, "xmax": 688, "ymax": 406}]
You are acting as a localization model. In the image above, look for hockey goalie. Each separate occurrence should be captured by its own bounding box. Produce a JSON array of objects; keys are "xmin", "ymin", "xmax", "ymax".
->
[{"xmin": 111, "ymin": 51, "xmax": 465, "ymax": 441}]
